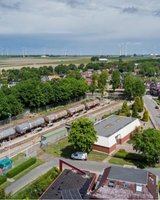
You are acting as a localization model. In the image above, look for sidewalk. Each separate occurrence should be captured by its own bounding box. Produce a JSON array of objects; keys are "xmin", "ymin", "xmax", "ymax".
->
[{"xmin": 5, "ymin": 161, "xmax": 56, "ymax": 195}]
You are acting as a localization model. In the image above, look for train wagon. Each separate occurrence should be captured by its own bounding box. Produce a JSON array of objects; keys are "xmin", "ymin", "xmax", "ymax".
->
[
  {"xmin": 15, "ymin": 117, "xmax": 45, "ymax": 134},
  {"xmin": 30, "ymin": 117, "xmax": 45, "ymax": 129},
  {"xmin": 44, "ymin": 110, "xmax": 68, "ymax": 123},
  {"xmin": 0, "ymin": 127, "xmax": 16, "ymax": 141},
  {"xmin": 15, "ymin": 122, "xmax": 32, "ymax": 134},
  {"xmin": 67, "ymin": 104, "xmax": 85, "ymax": 116},
  {"xmin": 84, "ymin": 99, "xmax": 100, "ymax": 110}
]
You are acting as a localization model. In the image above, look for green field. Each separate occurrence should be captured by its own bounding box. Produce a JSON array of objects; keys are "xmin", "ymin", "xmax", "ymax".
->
[{"xmin": 45, "ymin": 138, "xmax": 107, "ymax": 161}]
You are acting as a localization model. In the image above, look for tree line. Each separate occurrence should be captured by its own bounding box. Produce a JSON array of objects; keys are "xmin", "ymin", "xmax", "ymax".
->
[{"xmin": 0, "ymin": 78, "xmax": 88, "ymax": 120}]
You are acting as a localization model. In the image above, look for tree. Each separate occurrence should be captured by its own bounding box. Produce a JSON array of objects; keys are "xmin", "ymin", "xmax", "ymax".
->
[
  {"xmin": 91, "ymin": 56, "xmax": 99, "ymax": 62},
  {"xmin": 98, "ymin": 70, "xmax": 108, "ymax": 96},
  {"xmin": 132, "ymin": 129, "xmax": 160, "ymax": 166},
  {"xmin": 133, "ymin": 96, "xmax": 142, "ymax": 113},
  {"xmin": 133, "ymin": 78, "xmax": 145, "ymax": 98},
  {"xmin": 7, "ymin": 94, "xmax": 23, "ymax": 116},
  {"xmin": 119, "ymin": 101, "xmax": 130, "ymax": 116},
  {"xmin": 132, "ymin": 103, "xmax": 139, "ymax": 118},
  {"xmin": 139, "ymin": 97, "xmax": 144, "ymax": 112},
  {"xmin": 124, "ymin": 74, "xmax": 145, "ymax": 99},
  {"xmin": 123, "ymin": 73, "xmax": 135, "ymax": 99},
  {"xmin": 66, "ymin": 70, "xmax": 83, "ymax": 80},
  {"xmin": 89, "ymin": 73, "xmax": 98, "ymax": 95},
  {"xmin": 111, "ymin": 70, "xmax": 120, "ymax": 91},
  {"xmin": 142, "ymin": 109, "xmax": 149, "ymax": 122},
  {"xmin": 68, "ymin": 118, "xmax": 97, "ymax": 153}
]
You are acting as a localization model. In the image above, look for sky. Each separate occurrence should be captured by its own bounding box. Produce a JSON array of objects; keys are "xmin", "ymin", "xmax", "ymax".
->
[{"xmin": 0, "ymin": 0, "xmax": 160, "ymax": 55}]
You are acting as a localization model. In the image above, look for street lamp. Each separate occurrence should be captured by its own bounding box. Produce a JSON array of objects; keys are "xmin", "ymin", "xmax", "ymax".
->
[{"xmin": 8, "ymin": 113, "xmax": 11, "ymax": 123}]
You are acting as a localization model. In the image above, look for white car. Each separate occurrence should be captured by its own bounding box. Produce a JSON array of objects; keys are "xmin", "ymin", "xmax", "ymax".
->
[{"xmin": 71, "ymin": 152, "xmax": 87, "ymax": 160}]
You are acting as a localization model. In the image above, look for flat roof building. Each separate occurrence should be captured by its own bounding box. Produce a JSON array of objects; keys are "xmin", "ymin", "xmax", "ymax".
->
[{"xmin": 93, "ymin": 115, "xmax": 141, "ymax": 154}]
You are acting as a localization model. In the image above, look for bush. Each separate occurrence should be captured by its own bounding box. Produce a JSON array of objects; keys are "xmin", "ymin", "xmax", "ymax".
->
[
  {"xmin": 114, "ymin": 149, "xmax": 145, "ymax": 162},
  {"xmin": 13, "ymin": 167, "xmax": 59, "ymax": 199},
  {"xmin": 142, "ymin": 109, "xmax": 149, "ymax": 122},
  {"xmin": 6, "ymin": 157, "xmax": 36, "ymax": 178},
  {"xmin": 0, "ymin": 175, "xmax": 7, "ymax": 185}
]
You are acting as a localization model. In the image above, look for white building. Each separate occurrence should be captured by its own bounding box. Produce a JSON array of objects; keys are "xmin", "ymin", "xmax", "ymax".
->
[
  {"xmin": 93, "ymin": 115, "xmax": 141, "ymax": 154},
  {"xmin": 99, "ymin": 58, "xmax": 108, "ymax": 62}
]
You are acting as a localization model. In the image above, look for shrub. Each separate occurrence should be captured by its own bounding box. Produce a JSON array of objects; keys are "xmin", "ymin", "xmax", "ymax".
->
[
  {"xmin": 0, "ymin": 175, "xmax": 7, "ymax": 185},
  {"xmin": 142, "ymin": 109, "xmax": 149, "ymax": 122},
  {"xmin": 114, "ymin": 149, "xmax": 145, "ymax": 162},
  {"xmin": 13, "ymin": 167, "xmax": 59, "ymax": 199},
  {"xmin": 6, "ymin": 157, "xmax": 36, "ymax": 178}
]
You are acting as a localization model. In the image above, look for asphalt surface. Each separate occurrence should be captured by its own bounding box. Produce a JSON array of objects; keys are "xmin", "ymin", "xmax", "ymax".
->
[
  {"xmin": 143, "ymin": 95, "xmax": 160, "ymax": 129},
  {"xmin": 5, "ymin": 157, "xmax": 160, "ymax": 195}
]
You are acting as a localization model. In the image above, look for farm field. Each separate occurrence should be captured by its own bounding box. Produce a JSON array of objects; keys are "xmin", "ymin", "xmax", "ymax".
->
[
  {"xmin": 0, "ymin": 55, "xmax": 157, "ymax": 70},
  {"xmin": 0, "ymin": 56, "xmax": 91, "ymax": 70}
]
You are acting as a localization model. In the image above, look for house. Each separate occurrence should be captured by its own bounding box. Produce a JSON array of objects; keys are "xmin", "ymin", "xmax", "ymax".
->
[
  {"xmin": 40, "ymin": 160, "xmax": 96, "ymax": 199},
  {"xmin": 41, "ymin": 75, "xmax": 61, "ymax": 82},
  {"xmin": 99, "ymin": 58, "xmax": 108, "ymax": 62},
  {"xmin": 93, "ymin": 115, "xmax": 141, "ymax": 154},
  {"xmin": 91, "ymin": 166, "xmax": 159, "ymax": 199},
  {"xmin": 150, "ymin": 82, "xmax": 160, "ymax": 96}
]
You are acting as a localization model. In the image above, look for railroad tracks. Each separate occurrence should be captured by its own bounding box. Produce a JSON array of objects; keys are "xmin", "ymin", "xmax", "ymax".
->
[{"xmin": 0, "ymin": 101, "xmax": 123, "ymax": 156}]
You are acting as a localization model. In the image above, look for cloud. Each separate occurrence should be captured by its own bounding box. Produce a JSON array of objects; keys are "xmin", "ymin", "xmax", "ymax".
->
[
  {"xmin": 0, "ymin": 0, "xmax": 160, "ymax": 41},
  {"xmin": 0, "ymin": 0, "xmax": 22, "ymax": 10},
  {"xmin": 122, "ymin": 6, "xmax": 138, "ymax": 14},
  {"xmin": 153, "ymin": 9, "xmax": 160, "ymax": 17}
]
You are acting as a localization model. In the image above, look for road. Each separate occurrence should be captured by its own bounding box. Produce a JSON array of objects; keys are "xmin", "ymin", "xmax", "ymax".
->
[
  {"xmin": 5, "ymin": 157, "xmax": 160, "ymax": 195},
  {"xmin": 143, "ymin": 95, "xmax": 160, "ymax": 129}
]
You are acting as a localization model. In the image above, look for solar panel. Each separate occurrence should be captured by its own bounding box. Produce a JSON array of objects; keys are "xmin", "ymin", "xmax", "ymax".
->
[{"xmin": 61, "ymin": 189, "xmax": 82, "ymax": 199}]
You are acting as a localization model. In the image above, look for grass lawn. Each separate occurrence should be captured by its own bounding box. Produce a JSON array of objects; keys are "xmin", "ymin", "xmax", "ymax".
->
[
  {"xmin": 88, "ymin": 151, "xmax": 107, "ymax": 162},
  {"xmin": 45, "ymin": 138, "xmax": 107, "ymax": 162},
  {"xmin": 11, "ymin": 153, "xmax": 27, "ymax": 167},
  {"xmin": 109, "ymin": 149, "xmax": 148, "ymax": 168},
  {"xmin": 109, "ymin": 157, "xmax": 134, "ymax": 166},
  {"xmin": 0, "ymin": 180, "xmax": 10, "ymax": 190}
]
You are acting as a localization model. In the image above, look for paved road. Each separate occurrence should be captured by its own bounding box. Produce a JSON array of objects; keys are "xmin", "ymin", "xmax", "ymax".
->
[
  {"xmin": 5, "ymin": 157, "xmax": 160, "ymax": 195},
  {"xmin": 143, "ymin": 95, "xmax": 160, "ymax": 129}
]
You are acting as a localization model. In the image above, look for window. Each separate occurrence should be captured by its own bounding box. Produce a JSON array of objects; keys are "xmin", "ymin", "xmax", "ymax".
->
[
  {"xmin": 136, "ymin": 185, "xmax": 143, "ymax": 192},
  {"xmin": 108, "ymin": 180, "xmax": 115, "ymax": 188},
  {"xmin": 124, "ymin": 182, "xmax": 129, "ymax": 189}
]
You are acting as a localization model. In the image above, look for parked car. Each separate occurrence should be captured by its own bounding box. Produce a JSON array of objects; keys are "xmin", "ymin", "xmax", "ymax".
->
[{"xmin": 71, "ymin": 152, "xmax": 87, "ymax": 160}]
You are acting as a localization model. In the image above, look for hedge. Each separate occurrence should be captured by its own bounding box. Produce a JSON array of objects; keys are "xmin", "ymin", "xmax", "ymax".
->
[
  {"xmin": 114, "ymin": 149, "xmax": 146, "ymax": 162},
  {"xmin": 0, "ymin": 175, "xmax": 7, "ymax": 185},
  {"xmin": 6, "ymin": 157, "xmax": 36, "ymax": 178},
  {"xmin": 12, "ymin": 167, "xmax": 59, "ymax": 199}
]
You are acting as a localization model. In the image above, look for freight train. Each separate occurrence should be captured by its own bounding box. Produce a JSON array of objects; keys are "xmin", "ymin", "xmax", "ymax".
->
[{"xmin": 0, "ymin": 99, "xmax": 100, "ymax": 143}]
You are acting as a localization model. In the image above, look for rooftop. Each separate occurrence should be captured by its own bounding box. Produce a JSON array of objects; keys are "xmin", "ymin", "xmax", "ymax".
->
[
  {"xmin": 94, "ymin": 115, "xmax": 137, "ymax": 137},
  {"xmin": 40, "ymin": 169, "xmax": 95, "ymax": 199},
  {"xmin": 92, "ymin": 184, "xmax": 153, "ymax": 199},
  {"xmin": 92, "ymin": 166, "xmax": 155, "ymax": 200},
  {"xmin": 108, "ymin": 166, "xmax": 148, "ymax": 184}
]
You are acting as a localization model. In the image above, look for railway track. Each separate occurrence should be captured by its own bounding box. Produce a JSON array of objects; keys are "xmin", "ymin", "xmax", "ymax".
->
[{"xmin": 0, "ymin": 101, "xmax": 123, "ymax": 156}]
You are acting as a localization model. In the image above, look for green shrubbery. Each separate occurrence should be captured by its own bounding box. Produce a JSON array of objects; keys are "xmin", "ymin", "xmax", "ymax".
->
[
  {"xmin": 6, "ymin": 157, "xmax": 36, "ymax": 178},
  {"xmin": 0, "ymin": 175, "xmax": 7, "ymax": 185},
  {"xmin": 114, "ymin": 149, "xmax": 145, "ymax": 162},
  {"xmin": 13, "ymin": 167, "xmax": 59, "ymax": 199}
]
